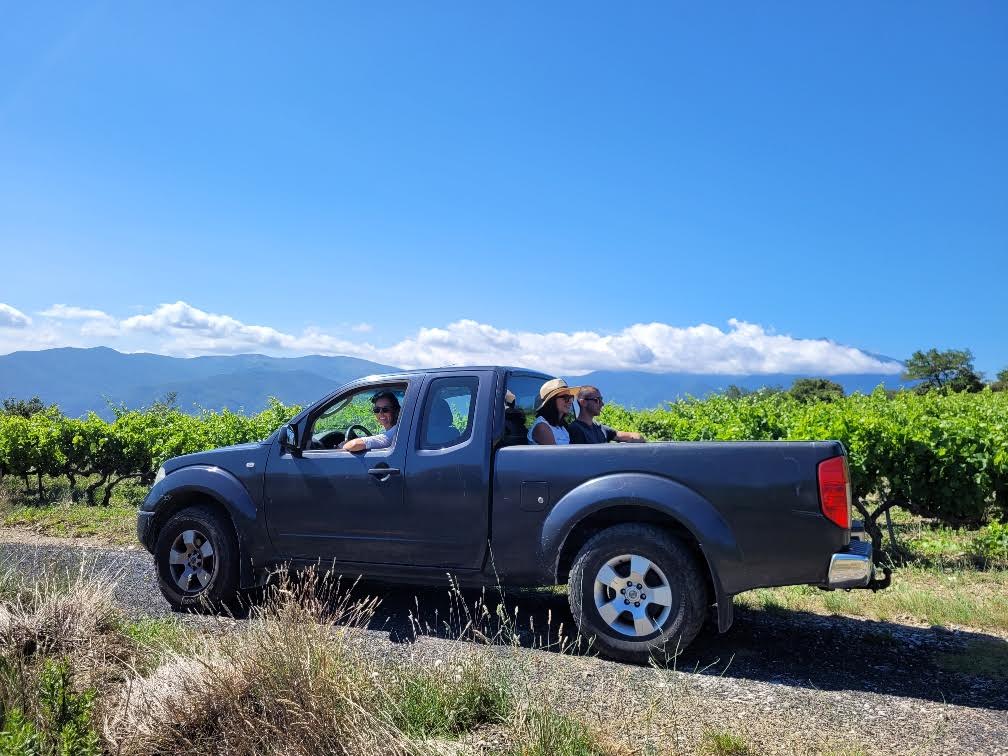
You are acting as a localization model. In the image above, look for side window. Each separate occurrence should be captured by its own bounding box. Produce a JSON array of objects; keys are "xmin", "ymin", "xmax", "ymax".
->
[
  {"xmin": 418, "ymin": 377, "xmax": 478, "ymax": 450},
  {"xmin": 308, "ymin": 384, "xmax": 407, "ymax": 450}
]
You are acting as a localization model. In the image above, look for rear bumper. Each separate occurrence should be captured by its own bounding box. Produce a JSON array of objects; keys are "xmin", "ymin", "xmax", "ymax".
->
[{"xmin": 826, "ymin": 538, "xmax": 874, "ymax": 588}]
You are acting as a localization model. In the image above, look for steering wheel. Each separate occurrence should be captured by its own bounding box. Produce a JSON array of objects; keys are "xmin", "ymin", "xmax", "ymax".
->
[
  {"xmin": 343, "ymin": 424, "xmax": 373, "ymax": 441},
  {"xmin": 315, "ymin": 429, "xmax": 345, "ymax": 449}
]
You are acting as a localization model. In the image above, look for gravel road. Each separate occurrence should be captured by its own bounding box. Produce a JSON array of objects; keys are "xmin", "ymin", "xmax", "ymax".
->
[{"xmin": 2, "ymin": 532, "xmax": 1006, "ymax": 755}]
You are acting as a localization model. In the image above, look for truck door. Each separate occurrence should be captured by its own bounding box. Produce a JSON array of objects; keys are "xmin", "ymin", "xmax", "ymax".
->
[
  {"xmin": 263, "ymin": 381, "xmax": 418, "ymax": 564},
  {"xmin": 400, "ymin": 372, "xmax": 493, "ymax": 569}
]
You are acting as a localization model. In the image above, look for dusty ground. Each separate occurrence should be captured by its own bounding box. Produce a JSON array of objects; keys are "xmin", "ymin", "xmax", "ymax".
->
[{"xmin": 2, "ymin": 529, "xmax": 1006, "ymax": 755}]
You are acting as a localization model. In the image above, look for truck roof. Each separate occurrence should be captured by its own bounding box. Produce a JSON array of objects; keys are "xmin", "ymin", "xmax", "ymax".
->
[{"xmin": 356, "ymin": 366, "xmax": 553, "ymax": 381}]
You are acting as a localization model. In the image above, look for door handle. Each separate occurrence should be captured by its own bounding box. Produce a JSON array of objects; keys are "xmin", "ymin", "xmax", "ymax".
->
[{"xmin": 368, "ymin": 466, "xmax": 401, "ymax": 480}]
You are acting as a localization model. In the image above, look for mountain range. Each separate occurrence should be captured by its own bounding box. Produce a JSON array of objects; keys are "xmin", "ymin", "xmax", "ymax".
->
[{"xmin": 0, "ymin": 347, "xmax": 909, "ymax": 418}]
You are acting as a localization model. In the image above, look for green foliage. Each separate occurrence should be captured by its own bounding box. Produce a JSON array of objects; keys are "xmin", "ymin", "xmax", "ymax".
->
[
  {"xmin": 701, "ymin": 729, "xmax": 752, "ymax": 756},
  {"xmin": 385, "ymin": 658, "xmax": 511, "ymax": 739},
  {"xmin": 509, "ymin": 709, "xmax": 610, "ymax": 756},
  {"xmin": 1, "ymin": 397, "xmax": 49, "ymax": 419},
  {"xmin": 0, "ymin": 398, "xmax": 300, "ymax": 506},
  {"xmin": 991, "ymin": 368, "xmax": 1008, "ymax": 392},
  {"xmin": 903, "ymin": 348, "xmax": 984, "ymax": 394},
  {"xmin": 789, "ymin": 377, "xmax": 844, "ymax": 403},
  {"xmin": 599, "ymin": 389, "xmax": 1008, "ymax": 527},
  {"xmin": 3, "ymin": 387, "xmax": 1007, "ymax": 528},
  {"xmin": 973, "ymin": 521, "xmax": 1008, "ymax": 565},
  {"xmin": 0, "ymin": 660, "xmax": 100, "ymax": 756}
]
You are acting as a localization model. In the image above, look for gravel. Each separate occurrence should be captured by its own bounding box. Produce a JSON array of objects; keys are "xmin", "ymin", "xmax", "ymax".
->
[{"xmin": 2, "ymin": 531, "xmax": 1006, "ymax": 755}]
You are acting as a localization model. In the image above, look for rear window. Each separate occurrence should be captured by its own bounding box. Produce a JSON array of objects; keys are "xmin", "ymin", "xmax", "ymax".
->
[{"xmin": 418, "ymin": 377, "xmax": 478, "ymax": 450}]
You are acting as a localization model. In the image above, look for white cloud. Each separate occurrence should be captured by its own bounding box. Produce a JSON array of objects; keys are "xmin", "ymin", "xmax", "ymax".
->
[
  {"xmin": 371, "ymin": 318, "xmax": 902, "ymax": 375},
  {"xmin": 351, "ymin": 322, "xmax": 373, "ymax": 333},
  {"xmin": 0, "ymin": 303, "xmax": 31, "ymax": 329},
  {"xmin": 1, "ymin": 300, "xmax": 904, "ymax": 375},
  {"xmin": 39, "ymin": 304, "xmax": 119, "ymax": 337},
  {"xmin": 40, "ymin": 304, "xmax": 114, "ymax": 321}
]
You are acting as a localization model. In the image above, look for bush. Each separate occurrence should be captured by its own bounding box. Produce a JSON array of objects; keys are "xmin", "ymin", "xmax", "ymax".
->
[
  {"xmin": 973, "ymin": 521, "xmax": 1008, "ymax": 566},
  {"xmin": 0, "ymin": 660, "xmax": 100, "ymax": 756}
]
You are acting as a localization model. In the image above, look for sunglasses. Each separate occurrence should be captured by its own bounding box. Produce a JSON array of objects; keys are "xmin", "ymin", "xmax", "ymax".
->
[
  {"xmin": 373, "ymin": 405, "xmax": 395, "ymax": 415},
  {"xmin": 557, "ymin": 394, "xmax": 574, "ymax": 402},
  {"xmin": 582, "ymin": 396, "xmax": 604, "ymax": 403}
]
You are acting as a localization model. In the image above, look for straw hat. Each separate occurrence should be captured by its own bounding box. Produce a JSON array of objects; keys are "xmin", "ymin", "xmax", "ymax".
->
[{"xmin": 534, "ymin": 378, "xmax": 582, "ymax": 412}]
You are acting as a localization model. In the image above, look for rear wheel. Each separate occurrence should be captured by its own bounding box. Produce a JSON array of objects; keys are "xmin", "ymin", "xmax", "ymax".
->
[
  {"xmin": 154, "ymin": 504, "xmax": 238, "ymax": 612},
  {"xmin": 568, "ymin": 523, "xmax": 707, "ymax": 663}
]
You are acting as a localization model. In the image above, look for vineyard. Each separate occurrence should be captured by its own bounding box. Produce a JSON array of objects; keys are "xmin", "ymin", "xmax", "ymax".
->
[
  {"xmin": 1, "ymin": 390, "xmax": 1006, "ymax": 530},
  {"xmin": 0, "ymin": 399, "xmax": 299, "ymax": 507}
]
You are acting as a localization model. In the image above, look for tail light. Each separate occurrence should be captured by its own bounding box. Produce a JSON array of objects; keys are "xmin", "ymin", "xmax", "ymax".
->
[{"xmin": 818, "ymin": 455, "xmax": 851, "ymax": 529}]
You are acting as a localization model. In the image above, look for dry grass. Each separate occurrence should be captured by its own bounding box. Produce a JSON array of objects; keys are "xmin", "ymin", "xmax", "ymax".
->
[
  {"xmin": 104, "ymin": 572, "xmax": 408, "ymax": 756},
  {"xmin": 0, "ymin": 559, "xmax": 124, "ymax": 676}
]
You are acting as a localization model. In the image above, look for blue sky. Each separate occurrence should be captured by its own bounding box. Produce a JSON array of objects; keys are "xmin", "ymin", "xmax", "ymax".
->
[{"xmin": 0, "ymin": 2, "xmax": 1005, "ymax": 376}]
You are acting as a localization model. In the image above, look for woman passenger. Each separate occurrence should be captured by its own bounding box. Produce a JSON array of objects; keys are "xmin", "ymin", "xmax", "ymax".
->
[{"xmin": 528, "ymin": 378, "xmax": 581, "ymax": 445}]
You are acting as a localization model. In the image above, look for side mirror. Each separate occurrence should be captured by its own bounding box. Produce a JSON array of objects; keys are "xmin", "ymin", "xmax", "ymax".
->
[{"xmin": 279, "ymin": 424, "xmax": 302, "ymax": 457}]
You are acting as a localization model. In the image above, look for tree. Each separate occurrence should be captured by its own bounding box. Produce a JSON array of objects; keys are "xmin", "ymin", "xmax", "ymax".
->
[
  {"xmin": 2, "ymin": 396, "xmax": 48, "ymax": 418},
  {"xmin": 902, "ymin": 348, "xmax": 984, "ymax": 393},
  {"xmin": 789, "ymin": 377, "xmax": 844, "ymax": 403},
  {"xmin": 723, "ymin": 384, "xmax": 748, "ymax": 400},
  {"xmin": 991, "ymin": 368, "xmax": 1008, "ymax": 392}
]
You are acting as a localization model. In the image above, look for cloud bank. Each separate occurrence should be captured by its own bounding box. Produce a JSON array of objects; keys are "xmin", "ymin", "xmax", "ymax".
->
[
  {"xmin": 0, "ymin": 304, "xmax": 31, "ymax": 328},
  {"xmin": 0, "ymin": 300, "xmax": 902, "ymax": 376}
]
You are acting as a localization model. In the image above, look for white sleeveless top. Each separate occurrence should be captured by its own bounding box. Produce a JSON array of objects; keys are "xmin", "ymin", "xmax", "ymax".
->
[{"xmin": 528, "ymin": 415, "xmax": 571, "ymax": 445}]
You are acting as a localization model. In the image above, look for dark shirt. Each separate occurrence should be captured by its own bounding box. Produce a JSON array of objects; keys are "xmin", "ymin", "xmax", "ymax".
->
[{"xmin": 568, "ymin": 419, "xmax": 618, "ymax": 444}]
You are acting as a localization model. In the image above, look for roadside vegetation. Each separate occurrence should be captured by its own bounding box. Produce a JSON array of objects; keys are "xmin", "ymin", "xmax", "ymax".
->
[{"xmin": 1, "ymin": 563, "xmax": 767, "ymax": 756}]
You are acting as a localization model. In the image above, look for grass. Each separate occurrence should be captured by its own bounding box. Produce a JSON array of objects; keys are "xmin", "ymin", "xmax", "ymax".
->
[
  {"xmin": 386, "ymin": 656, "xmax": 512, "ymax": 739},
  {"xmin": 699, "ymin": 729, "xmax": 752, "ymax": 756},
  {"xmin": 736, "ymin": 565, "xmax": 1008, "ymax": 631},
  {"xmin": 0, "ymin": 475, "xmax": 141, "ymax": 545},
  {"xmin": 507, "ymin": 709, "xmax": 621, "ymax": 756},
  {"xmin": 0, "ymin": 501, "xmax": 137, "ymax": 544}
]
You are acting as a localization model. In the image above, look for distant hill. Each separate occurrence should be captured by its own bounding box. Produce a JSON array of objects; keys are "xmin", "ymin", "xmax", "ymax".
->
[
  {"xmin": 0, "ymin": 348, "xmax": 398, "ymax": 418},
  {"xmin": 0, "ymin": 347, "xmax": 910, "ymax": 418}
]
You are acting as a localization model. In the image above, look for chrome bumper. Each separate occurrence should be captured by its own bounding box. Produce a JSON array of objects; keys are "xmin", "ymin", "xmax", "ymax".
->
[{"xmin": 827, "ymin": 538, "xmax": 874, "ymax": 589}]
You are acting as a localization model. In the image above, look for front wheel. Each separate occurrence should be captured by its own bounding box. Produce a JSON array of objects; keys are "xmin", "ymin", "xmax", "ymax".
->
[
  {"xmin": 154, "ymin": 504, "xmax": 239, "ymax": 612},
  {"xmin": 568, "ymin": 523, "xmax": 708, "ymax": 663}
]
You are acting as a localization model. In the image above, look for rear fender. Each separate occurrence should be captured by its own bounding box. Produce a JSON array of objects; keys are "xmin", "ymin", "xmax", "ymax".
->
[{"xmin": 543, "ymin": 473, "xmax": 742, "ymax": 632}]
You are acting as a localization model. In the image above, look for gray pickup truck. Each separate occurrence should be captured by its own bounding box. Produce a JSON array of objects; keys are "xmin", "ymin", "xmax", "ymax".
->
[{"xmin": 138, "ymin": 366, "xmax": 885, "ymax": 661}]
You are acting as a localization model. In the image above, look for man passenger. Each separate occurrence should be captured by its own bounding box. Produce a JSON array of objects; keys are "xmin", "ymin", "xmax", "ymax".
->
[
  {"xmin": 342, "ymin": 390, "xmax": 400, "ymax": 452},
  {"xmin": 568, "ymin": 386, "xmax": 645, "ymax": 444}
]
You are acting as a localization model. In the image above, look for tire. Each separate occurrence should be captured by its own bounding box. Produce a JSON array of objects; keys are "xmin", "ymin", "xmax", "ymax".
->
[
  {"xmin": 154, "ymin": 504, "xmax": 239, "ymax": 612},
  {"xmin": 568, "ymin": 523, "xmax": 707, "ymax": 663}
]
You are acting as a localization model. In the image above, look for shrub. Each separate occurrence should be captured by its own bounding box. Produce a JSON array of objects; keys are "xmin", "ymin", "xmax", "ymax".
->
[{"xmin": 974, "ymin": 521, "xmax": 1008, "ymax": 566}]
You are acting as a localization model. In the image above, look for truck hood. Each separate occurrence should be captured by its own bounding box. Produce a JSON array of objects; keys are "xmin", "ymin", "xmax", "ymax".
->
[{"xmin": 162, "ymin": 441, "xmax": 270, "ymax": 475}]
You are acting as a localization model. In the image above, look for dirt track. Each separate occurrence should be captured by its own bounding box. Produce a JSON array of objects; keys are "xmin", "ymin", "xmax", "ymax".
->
[{"xmin": 2, "ymin": 531, "xmax": 1006, "ymax": 755}]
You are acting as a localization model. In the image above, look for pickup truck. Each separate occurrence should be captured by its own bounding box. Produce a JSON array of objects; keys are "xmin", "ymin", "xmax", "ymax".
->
[{"xmin": 137, "ymin": 366, "xmax": 886, "ymax": 661}]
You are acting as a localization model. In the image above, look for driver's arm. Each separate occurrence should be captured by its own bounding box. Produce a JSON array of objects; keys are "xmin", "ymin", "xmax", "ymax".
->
[{"xmin": 343, "ymin": 425, "xmax": 396, "ymax": 453}]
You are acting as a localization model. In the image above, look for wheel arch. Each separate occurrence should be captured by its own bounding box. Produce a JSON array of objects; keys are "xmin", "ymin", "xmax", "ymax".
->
[
  {"xmin": 146, "ymin": 465, "xmax": 264, "ymax": 588},
  {"xmin": 544, "ymin": 473, "xmax": 742, "ymax": 632}
]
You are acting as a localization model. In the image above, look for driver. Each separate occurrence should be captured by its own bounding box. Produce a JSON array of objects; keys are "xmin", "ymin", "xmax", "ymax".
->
[{"xmin": 341, "ymin": 390, "xmax": 400, "ymax": 452}]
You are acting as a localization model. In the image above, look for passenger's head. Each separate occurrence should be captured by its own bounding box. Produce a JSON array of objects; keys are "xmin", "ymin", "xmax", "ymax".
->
[
  {"xmin": 534, "ymin": 378, "xmax": 579, "ymax": 427},
  {"xmin": 371, "ymin": 390, "xmax": 400, "ymax": 430},
  {"xmin": 577, "ymin": 385, "xmax": 604, "ymax": 418}
]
